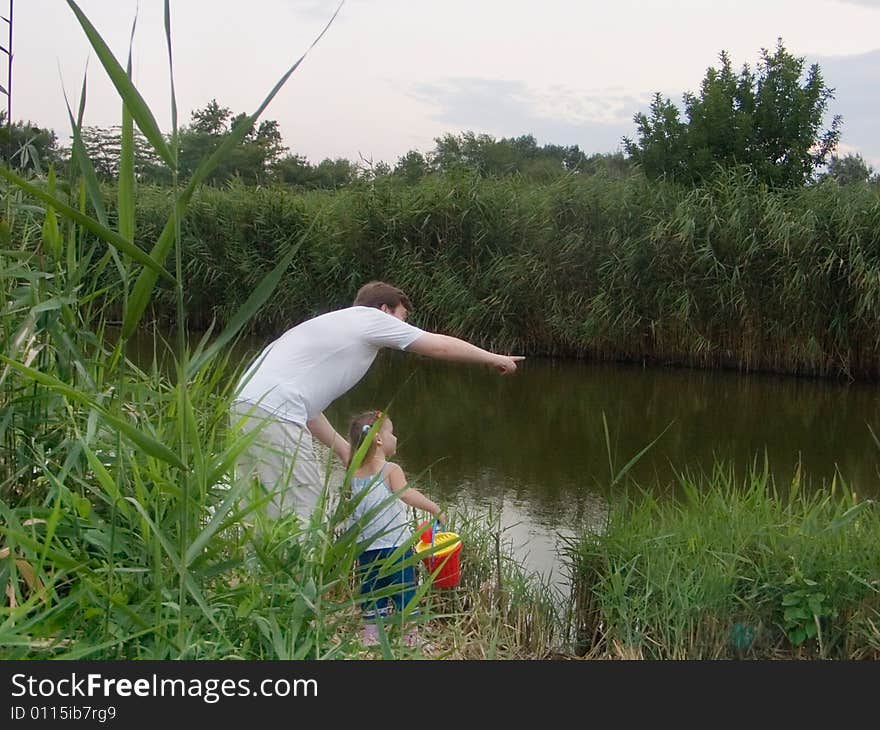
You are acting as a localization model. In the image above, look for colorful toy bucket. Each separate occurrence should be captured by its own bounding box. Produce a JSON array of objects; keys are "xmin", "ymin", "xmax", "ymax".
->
[{"xmin": 415, "ymin": 531, "xmax": 462, "ymax": 588}]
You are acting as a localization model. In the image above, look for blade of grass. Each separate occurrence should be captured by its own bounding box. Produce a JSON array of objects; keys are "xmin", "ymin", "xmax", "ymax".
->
[
  {"xmin": 121, "ymin": 1, "xmax": 345, "ymax": 339},
  {"xmin": 609, "ymin": 420, "xmax": 675, "ymax": 488},
  {"xmin": 61, "ymin": 70, "xmax": 108, "ymax": 229},
  {"xmin": 66, "ymin": 0, "xmax": 174, "ymax": 167},
  {"xmin": 0, "ymin": 166, "xmax": 173, "ymax": 280},
  {"xmin": 117, "ymin": 8, "xmax": 138, "ymax": 244},
  {"xmin": 0, "ymin": 355, "xmax": 185, "ymax": 469},
  {"xmin": 163, "ymin": 0, "xmax": 177, "ymax": 143}
]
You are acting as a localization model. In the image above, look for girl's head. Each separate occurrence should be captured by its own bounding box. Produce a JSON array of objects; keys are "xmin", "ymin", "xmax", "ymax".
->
[{"xmin": 347, "ymin": 410, "xmax": 397, "ymax": 465}]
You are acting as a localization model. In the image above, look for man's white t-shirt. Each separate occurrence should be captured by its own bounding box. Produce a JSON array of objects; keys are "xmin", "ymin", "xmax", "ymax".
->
[{"xmin": 235, "ymin": 306, "xmax": 425, "ymax": 425}]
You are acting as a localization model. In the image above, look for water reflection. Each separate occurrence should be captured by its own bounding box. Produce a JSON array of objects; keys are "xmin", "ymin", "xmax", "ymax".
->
[{"xmin": 329, "ymin": 351, "xmax": 880, "ymax": 497}]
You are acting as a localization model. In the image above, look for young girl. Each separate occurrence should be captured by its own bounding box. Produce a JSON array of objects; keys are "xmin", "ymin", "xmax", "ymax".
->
[{"xmin": 347, "ymin": 410, "xmax": 446, "ymax": 647}]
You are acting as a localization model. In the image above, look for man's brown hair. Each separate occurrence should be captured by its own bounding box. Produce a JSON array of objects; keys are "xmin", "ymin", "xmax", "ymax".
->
[{"xmin": 352, "ymin": 281, "xmax": 413, "ymax": 312}]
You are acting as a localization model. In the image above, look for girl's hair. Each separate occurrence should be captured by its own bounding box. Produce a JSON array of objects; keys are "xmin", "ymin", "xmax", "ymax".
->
[{"xmin": 347, "ymin": 410, "xmax": 385, "ymax": 466}]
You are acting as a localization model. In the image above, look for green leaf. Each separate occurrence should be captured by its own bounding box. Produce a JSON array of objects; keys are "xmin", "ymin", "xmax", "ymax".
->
[
  {"xmin": 163, "ymin": 0, "xmax": 178, "ymax": 138},
  {"xmin": 63, "ymin": 72, "xmax": 109, "ymax": 229},
  {"xmin": 0, "ymin": 355, "xmax": 184, "ymax": 469},
  {"xmin": 82, "ymin": 442, "xmax": 132, "ymax": 520},
  {"xmin": 122, "ymin": 207, "xmax": 180, "ymax": 338},
  {"xmin": 66, "ymin": 0, "xmax": 175, "ymax": 167},
  {"xmin": 74, "ymin": 495, "xmax": 91, "ymax": 519},
  {"xmin": 118, "ymin": 10, "xmax": 138, "ymax": 244},
  {"xmin": 183, "ymin": 474, "xmax": 249, "ymax": 566},
  {"xmin": 41, "ymin": 167, "xmax": 62, "ymax": 259},
  {"xmin": 121, "ymin": 1, "xmax": 344, "ymax": 339},
  {"xmin": 0, "ymin": 166, "xmax": 173, "ymax": 281},
  {"xmin": 610, "ymin": 418, "xmax": 675, "ymax": 488}
]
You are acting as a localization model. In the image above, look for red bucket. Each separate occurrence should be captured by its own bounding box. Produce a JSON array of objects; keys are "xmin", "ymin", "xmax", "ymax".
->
[
  {"xmin": 416, "ymin": 532, "xmax": 462, "ymax": 589},
  {"xmin": 417, "ymin": 520, "xmax": 433, "ymax": 543}
]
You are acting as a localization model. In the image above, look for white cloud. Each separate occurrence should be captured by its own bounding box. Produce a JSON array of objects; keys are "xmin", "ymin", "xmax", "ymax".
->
[
  {"xmin": 411, "ymin": 78, "xmax": 641, "ymax": 152},
  {"xmin": 832, "ymin": 0, "xmax": 880, "ymax": 7}
]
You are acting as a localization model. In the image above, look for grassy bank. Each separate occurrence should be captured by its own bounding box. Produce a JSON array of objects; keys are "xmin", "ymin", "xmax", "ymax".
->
[{"xmin": 567, "ymin": 463, "xmax": 880, "ymax": 659}]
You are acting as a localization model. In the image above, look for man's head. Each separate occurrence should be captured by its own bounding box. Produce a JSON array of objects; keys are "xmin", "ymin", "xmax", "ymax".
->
[{"xmin": 352, "ymin": 281, "xmax": 413, "ymax": 321}]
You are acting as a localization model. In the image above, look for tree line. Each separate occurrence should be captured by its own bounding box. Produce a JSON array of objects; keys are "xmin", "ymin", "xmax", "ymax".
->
[
  {"xmin": 0, "ymin": 102, "xmax": 631, "ymax": 188},
  {"xmin": 2, "ymin": 40, "xmax": 877, "ymax": 189}
]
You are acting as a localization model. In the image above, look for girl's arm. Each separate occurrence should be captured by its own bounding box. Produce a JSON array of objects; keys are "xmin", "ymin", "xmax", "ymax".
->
[
  {"xmin": 306, "ymin": 411, "xmax": 351, "ymax": 463},
  {"xmin": 386, "ymin": 463, "xmax": 447, "ymax": 524}
]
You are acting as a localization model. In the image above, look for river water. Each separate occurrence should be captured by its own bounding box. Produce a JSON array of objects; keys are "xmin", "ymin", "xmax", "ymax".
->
[
  {"xmin": 316, "ymin": 350, "xmax": 880, "ymax": 587},
  {"xmin": 135, "ymin": 331, "xmax": 879, "ymax": 588}
]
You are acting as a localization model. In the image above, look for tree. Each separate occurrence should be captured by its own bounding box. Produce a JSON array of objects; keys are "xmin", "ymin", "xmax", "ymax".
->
[
  {"xmin": 273, "ymin": 153, "xmax": 314, "ymax": 186},
  {"xmin": 0, "ymin": 113, "xmax": 60, "ymax": 173},
  {"xmin": 253, "ymin": 119, "xmax": 287, "ymax": 168},
  {"xmin": 79, "ymin": 125, "xmax": 164, "ymax": 181},
  {"xmin": 819, "ymin": 153, "xmax": 874, "ymax": 185},
  {"xmin": 428, "ymin": 131, "xmax": 589, "ymax": 179},
  {"xmin": 393, "ymin": 150, "xmax": 430, "ymax": 183},
  {"xmin": 623, "ymin": 40, "xmax": 842, "ymax": 187},
  {"xmin": 190, "ymin": 99, "xmax": 232, "ymax": 135},
  {"xmin": 312, "ymin": 157, "xmax": 355, "ymax": 189},
  {"xmin": 272, "ymin": 154, "xmax": 355, "ymax": 189},
  {"xmin": 177, "ymin": 100, "xmax": 287, "ymax": 184}
]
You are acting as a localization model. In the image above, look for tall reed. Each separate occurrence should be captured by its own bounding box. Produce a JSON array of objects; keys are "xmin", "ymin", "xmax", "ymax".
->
[
  {"xmin": 113, "ymin": 169, "xmax": 880, "ymax": 379},
  {"xmin": 0, "ymin": 0, "xmax": 405, "ymax": 660},
  {"xmin": 565, "ymin": 462, "xmax": 880, "ymax": 659}
]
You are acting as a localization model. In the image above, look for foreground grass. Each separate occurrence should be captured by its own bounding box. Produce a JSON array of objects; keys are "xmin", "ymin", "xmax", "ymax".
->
[
  {"xmin": 1, "ymin": 482, "xmax": 564, "ymax": 659},
  {"xmin": 566, "ymin": 464, "xmax": 880, "ymax": 659}
]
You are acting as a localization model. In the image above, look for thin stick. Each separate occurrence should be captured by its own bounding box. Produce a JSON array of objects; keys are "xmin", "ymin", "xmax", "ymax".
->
[{"xmin": 494, "ymin": 531, "xmax": 504, "ymax": 614}]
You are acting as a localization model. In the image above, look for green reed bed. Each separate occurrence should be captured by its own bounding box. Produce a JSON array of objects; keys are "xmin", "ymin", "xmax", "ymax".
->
[
  {"xmin": 566, "ymin": 463, "xmax": 880, "ymax": 659},
  {"xmin": 123, "ymin": 169, "xmax": 880, "ymax": 378},
  {"xmin": 0, "ymin": 199, "xmax": 555, "ymax": 659}
]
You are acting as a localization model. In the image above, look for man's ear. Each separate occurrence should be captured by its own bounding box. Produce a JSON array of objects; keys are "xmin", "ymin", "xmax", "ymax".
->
[{"xmin": 379, "ymin": 304, "xmax": 390, "ymax": 314}]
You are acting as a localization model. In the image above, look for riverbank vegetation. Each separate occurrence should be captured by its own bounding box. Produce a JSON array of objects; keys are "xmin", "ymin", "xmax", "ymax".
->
[
  {"xmin": 126, "ymin": 169, "xmax": 880, "ymax": 379},
  {"xmin": 567, "ymin": 463, "xmax": 880, "ymax": 659},
  {"xmin": 3, "ymin": 3, "xmax": 879, "ymax": 661}
]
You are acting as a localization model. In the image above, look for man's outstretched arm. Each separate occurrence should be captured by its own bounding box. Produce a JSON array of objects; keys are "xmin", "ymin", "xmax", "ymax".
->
[{"xmin": 407, "ymin": 332, "xmax": 524, "ymax": 374}]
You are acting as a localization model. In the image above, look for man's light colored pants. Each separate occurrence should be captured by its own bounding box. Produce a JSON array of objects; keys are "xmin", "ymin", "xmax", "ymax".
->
[{"xmin": 230, "ymin": 401, "xmax": 323, "ymax": 521}]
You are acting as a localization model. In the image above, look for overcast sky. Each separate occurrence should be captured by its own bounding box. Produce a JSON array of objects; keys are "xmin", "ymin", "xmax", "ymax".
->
[{"xmin": 14, "ymin": 0, "xmax": 880, "ymax": 168}]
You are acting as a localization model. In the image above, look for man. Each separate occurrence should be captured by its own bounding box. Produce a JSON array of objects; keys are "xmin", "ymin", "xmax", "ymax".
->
[{"xmin": 232, "ymin": 281, "xmax": 523, "ymax": 521}]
